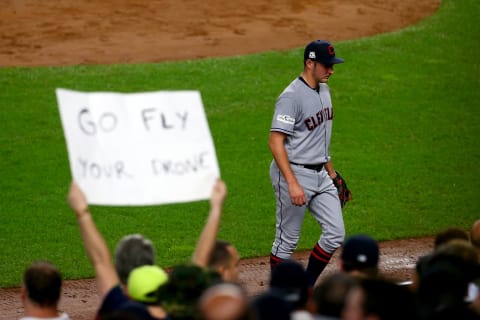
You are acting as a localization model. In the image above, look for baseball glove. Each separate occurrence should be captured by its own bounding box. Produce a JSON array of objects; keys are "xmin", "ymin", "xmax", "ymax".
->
[{"xmin": 332, "ymin": 171, "xmax": 352, "ymax": 208}]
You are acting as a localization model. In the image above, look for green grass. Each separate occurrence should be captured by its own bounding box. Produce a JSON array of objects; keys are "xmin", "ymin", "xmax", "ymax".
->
[{"xmin": 1, "ymin": 0, "xmax": 479, "ymax": 287}]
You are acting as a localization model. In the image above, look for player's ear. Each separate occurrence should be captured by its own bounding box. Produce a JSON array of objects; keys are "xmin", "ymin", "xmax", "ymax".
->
[{"xmin": 305, "ymin": 59, "xmax": 313, "ymax": 68}]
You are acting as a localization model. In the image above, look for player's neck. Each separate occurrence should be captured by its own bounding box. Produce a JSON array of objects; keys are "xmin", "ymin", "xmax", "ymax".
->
[{"xmin": 300, "ymin": 73, "xmax": 319, "ymax": 91}]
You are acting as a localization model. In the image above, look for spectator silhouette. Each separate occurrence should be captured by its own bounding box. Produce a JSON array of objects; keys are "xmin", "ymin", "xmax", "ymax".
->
[
  {"xmin": 268, "ymin": 260, "xmax": 314, "ymax": 320},
  {"xmin": 312, "ymin": 272, "xmax": 357, "ymax": 319},
  {"xmin": 340, "ymin": 234, "xmax": 379, "ymax": 279},
  {"xmin": 412, "ymin": 226, "xmax": 470, "ymax": 290},
  {"xmin": 157, "ymin": 263, "xmax": 221, "ymax": 320},
  {"xmin": 205, "ymin": 240, "xmax": 240, "ymax": 282},
  {"xmin": 469, "ymin": 219, "xmax": 480, "ymax": 315},
  {"xmin": 191, "ymin": 180, "xmax": 241, "ymax": 283},
  {"xmin": 198, "ymin": 282, "xmax": 249, "ymax": 320},
  {"xmin": 20, "ymin": 261, "xmax": 70, "ymax": 320},
  {"xmin": 67, "ymin": 181, "xmax": 169, "ymax": 320},
  {"xmin": 416, "ymin": 239, "xmax": 479, "ymax": 320},
  {"xmin": 471, "ymin": 219, "xmax": 480, "ymax": 257},
  {"xmin": 114, "ymin": 233, "xmax": 156, "ymax": 288},
  {"xmin": 249, "ymin": 291, "xmax": 291, "ymax": 320},
  {"xmin": 343, "ymin": 276, "xmax": 416, "ymax": 320},
  {"xmin": 68, "ymin": 179, "xmax": 230, "ymax": 319}
]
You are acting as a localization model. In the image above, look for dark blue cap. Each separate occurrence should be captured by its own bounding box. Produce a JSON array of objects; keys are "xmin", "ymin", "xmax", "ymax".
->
[
  {"xmin": 304, "ymin": 40, "xmax": 344, "ymax": 65},
  {"xmin": 341, "ymin": 234, "xmax": 379, "ymax": 268}
]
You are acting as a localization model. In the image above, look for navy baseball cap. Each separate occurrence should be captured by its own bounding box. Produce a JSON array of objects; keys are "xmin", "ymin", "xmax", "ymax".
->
[
  {"xmin": 269, "ymin": 260, "xmax": 309, "ymax": 308},
  {"xmin": 341, "ymin": 234, "xmax": 379, "ymax": 268},
  {"xmin": 304, "ymin": 40, "xmax": 344, "ymax": 65}
]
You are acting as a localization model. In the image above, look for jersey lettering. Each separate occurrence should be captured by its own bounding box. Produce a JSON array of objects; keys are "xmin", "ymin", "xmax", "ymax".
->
[{"xmin": 304, "ymin": 107, "xmax": 334, "ymax": 131}]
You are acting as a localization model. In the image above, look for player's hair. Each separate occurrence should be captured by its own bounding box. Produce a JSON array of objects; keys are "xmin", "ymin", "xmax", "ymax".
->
[
  {"xmin": 23, "ymin": 261, "xmax": 62, "ymax": 307},
  {"xmin": 114, "ymin": 234, "xmax": 156, "ymax": 285},
  {"xmin": 207, "ymin": 240, "xmax": 233, "ymax": 269}
]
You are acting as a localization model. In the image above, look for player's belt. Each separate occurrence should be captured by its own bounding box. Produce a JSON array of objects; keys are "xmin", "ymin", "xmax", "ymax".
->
[{"xmin": 289, "ymin": 162, "xmax": 325, "ymax": 171}]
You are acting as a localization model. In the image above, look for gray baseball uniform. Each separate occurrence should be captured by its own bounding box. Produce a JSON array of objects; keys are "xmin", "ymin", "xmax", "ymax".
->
[{"xmin": 269, "ymin": 76, "xmax": 345, "ymax": 285}]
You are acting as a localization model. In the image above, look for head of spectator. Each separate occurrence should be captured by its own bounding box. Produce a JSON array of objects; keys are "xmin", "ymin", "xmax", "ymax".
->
[
  {"xmin": 67, "ymin": 181, "xmax": 169, "ymax": 320},
  {"xmin": 248, "ymin": 291, "xmax": 291, "ymax": 320},
  {"xmin": 21, "ymin": 261, "xmax": 68, "ymax": 319},
  {"xmin": 469, "ymin": 219, "xmax": 480, "ymax": 315},
  {"xmin": 433, "ymin": 227, "xmax": 469, "ymax": 249},
  {"xmin": 340, "ymin": 234, "xmax": 379, "ymax": 278},
  {"xmin": 269, "ymin": 259, "xmax": 311, "ymax": 313},
  {"xmin": 343, "ymin": 277, "xmax": 416, "ymax": 320},
  {"xmin": 413, "ymin": 226, "xmax": 473, "ymax": 292},
  {"xmin": 207, "ymin": 240, "xmax": 240, "ymax": 282},
  {"xmin": 471, "ymin": 220, "xmax": 480, "ymax": 255},
  {"xmin": 312, "ymin": 272, "xmax": 358, "ymax": 318},
  {"xmin": 416, "ymin": 240, "xmax": 480, "ymax": 320},
  {"xmin": 157, "ymin": 263, "xmax": 221, "ymax": 320},
  {"xmin": 198, "ymin": 282, "xmax": 249, "ymax": 320},
  {"xmin": 114, "ymin": 234, "xmax": 156, "ymax": 287}
]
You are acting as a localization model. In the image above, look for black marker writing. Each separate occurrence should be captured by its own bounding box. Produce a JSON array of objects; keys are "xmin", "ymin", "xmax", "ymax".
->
[
  {"xmin": 78, "ymin": 108, "xmax": 117, "ymax": 136},
  {"xmin": 78, "ymin": 157, "xmax": 133, "ymax": 179},
  {"xmin": 141, "ymin": 108, "xmax": 188, "ymax": 131},
  {"xmin": 151, "ymin": 152, "xmax": 209, "ymax": 175}
]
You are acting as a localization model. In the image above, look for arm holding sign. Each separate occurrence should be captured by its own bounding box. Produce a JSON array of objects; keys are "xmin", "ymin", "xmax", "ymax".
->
[
  {"xmin": 67, "ymin": 181, "xmax": 119, "ymax": 299},
  {"xmin": 192, "ymin": 179, "xmax": 227, "ymax": 268}
]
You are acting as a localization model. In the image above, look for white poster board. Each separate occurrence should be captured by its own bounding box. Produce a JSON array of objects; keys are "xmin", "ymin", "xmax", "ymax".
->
[{"xmin": 56, "ymin": 88, "xmax": 220, "ymax": 206}]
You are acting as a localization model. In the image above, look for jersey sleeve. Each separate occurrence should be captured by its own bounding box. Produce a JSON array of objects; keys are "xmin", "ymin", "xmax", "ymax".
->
[{"xmin": 270, "ymin": 93, "xmax": 298, "ymax": 135}]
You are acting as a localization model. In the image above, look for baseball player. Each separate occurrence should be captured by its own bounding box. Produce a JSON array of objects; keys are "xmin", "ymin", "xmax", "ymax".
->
[{"xmin": 268, "ymin": 39, "xmax": 346, "ymax": 287}]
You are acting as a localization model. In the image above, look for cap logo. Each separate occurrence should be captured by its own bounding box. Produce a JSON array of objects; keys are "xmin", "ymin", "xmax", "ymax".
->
[
  {"xmin": 357, "ymin": 254, "xmax": 367, "ymax": 263},
  {"xmin": 308, "ymin": 51, "xmax": 316, "ymax": 59},
  {"xmin": 327, "ymin": 45, "xmax": 335, "ymax": 56}
]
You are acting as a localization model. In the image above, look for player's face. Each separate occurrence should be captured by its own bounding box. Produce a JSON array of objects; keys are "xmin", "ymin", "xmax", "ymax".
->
[{"xmin": 313, "ymin": 62, "xmax": 334, "ymax": 83}]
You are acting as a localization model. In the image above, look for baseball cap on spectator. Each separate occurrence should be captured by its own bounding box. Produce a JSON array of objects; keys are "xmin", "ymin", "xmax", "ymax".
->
[
  {"xmin": 269, "ymin": 260, "xmax": 309, "ymax": 309},
  {"xmin": 341, "ymin": 234, "xmax": 379, "ymax": 270},
  {"xmin": 250, "ymin": 291, "xmax": 291, "ymax": 320},
  {"xmin": 304, "ymin": 39, "xmax": 344, "ymax": 65},
  {"xmin": 127, "ymin": 265, "xmax": 168, "ymax": 304}
]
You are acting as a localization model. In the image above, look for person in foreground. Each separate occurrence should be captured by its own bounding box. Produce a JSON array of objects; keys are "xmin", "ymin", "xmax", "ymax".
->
[
  {"xmin": 68, "ymin": 178, "xmax": 230, "ymax": 319},
  {"xmin": 20, "ymin": 261, "xmax": 70, "ymax": 320},
  {"xmin": 268, "ymin": 39, "xmax": 348, "ymax": 286},
  {"xmin": 340, "ymin": 234, "xmax": 380, "ymax": 279},
  {"xmin": 114, "ymin": 233, "xmax": 157, "ymax": 291},
  {"xmin": 342, "ymin": 276, "xmax": 417, "ymax": 320},
  {"xmin": 67, "ymin": 181, "xmax": 168, "ymax": 320},
  {"xmin": 191, "ymin": 180, "xmax": 240, "ymax": 283}
]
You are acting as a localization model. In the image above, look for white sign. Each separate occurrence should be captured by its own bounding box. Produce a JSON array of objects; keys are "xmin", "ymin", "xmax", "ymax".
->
[{"xmin": 56, "ymin": 88, "xmax": 220, "ymax": 206}]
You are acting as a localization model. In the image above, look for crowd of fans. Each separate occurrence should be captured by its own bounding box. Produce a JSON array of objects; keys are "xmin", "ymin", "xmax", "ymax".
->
[{"xmin": 19, "ymin": 180, "xmax": 480, "ymax": 320}]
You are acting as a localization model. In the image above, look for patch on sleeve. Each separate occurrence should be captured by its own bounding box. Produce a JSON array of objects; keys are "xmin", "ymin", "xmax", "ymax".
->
[{"xmin": 276, "ymin": 114, "xmax": 295, "ymax": 125}]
